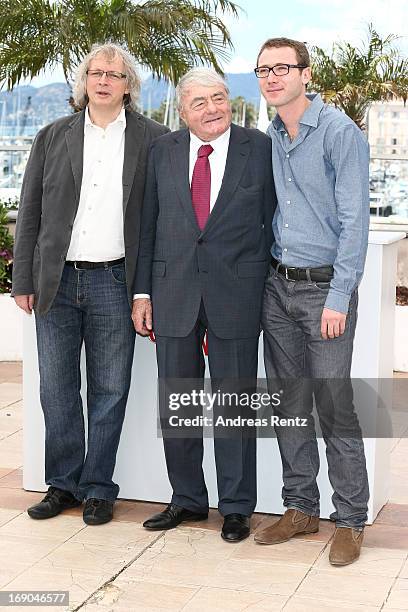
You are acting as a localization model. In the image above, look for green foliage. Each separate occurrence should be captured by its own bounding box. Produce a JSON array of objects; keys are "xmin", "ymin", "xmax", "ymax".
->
[
  {"xmin": 310, "ymin": 24, "xmax": 408, "ymax": 130},
  {"xmin": 0, "ymin": 202, "xmax": 14, "ymax": 293},
  {"xmin": 0, "ymin": 0, "xmax": 240, "ymax": 88}
]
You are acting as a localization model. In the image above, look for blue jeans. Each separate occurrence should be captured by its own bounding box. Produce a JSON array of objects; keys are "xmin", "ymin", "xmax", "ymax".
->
[
  {"xmin": 35, "ymin": 262, "xmax": 135, "ymax": 502},
  {"xmin": 262, "ymin": 268, "xmax": 369, "ymax": 529}
]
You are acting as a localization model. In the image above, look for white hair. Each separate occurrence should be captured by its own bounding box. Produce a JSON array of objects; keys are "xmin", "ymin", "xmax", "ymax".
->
[{"xmin": 176, "ymin": 68, "xmax": 229, "ymax": 110}]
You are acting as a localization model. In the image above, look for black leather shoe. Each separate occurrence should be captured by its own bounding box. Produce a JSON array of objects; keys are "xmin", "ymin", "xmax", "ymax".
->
[
  {"xmin": 143, "ymin": 503, "xmax": 208, "ymax": 530},
  {"xmin": 27, "ymin": 487, "xmax": 81, "ymax": 520},
  {"xmin": 83, "ymin": 498, "xmax": 114, "ymax": 525},
  {"xmin": 221, "ymin": 513, "xmax": 250, "ymax": 542}
]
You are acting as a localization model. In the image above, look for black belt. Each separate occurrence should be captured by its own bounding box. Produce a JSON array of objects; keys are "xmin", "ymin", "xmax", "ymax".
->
[
  {"xmin": 65, "ymin": 257, "xmax": 125, "ymax": 270},
  {"xmin": 271, "ymin": 256, "xmax": 333, "ymax": 282}
]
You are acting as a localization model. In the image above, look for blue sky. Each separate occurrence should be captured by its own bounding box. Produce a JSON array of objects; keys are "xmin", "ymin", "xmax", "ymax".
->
[{"xmin": 27, "ymin": 0, "xmax": 408, "ymax": 86}]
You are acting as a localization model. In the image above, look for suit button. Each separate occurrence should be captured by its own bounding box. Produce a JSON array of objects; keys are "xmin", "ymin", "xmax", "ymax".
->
[{"xmin": 197, "ymin": 238, "xmax": 204, "ymax": 244}]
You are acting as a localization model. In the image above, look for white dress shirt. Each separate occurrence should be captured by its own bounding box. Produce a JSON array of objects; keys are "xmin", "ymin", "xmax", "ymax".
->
[
  {"xmin": 66, "ymin": 107, "xmax": 126, "ymax": 262},
  {"xmin": 134, "ymin": 127, "xmax": 231, "ymax": 300}
]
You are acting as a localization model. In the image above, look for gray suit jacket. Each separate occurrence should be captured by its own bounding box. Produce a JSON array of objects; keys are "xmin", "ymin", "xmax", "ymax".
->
[
  {"xmin": 134, "ymin": 124, "xmax": 276, "ymax": 339},
  {"xmin": 12, "ymin": 109, "xmax": 168, "ymax": 314}
]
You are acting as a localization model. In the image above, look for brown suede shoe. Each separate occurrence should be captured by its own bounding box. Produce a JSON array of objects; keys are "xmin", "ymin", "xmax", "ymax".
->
[
  {"xmin": 254, "ymin": 509, "xmax": 319, "ymax": 544},
  {"xmin": 329, "ymin": 527, "xmax": 364, "ymax": 566}
]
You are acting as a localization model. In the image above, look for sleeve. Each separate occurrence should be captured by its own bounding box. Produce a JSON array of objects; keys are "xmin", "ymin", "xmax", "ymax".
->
[
  {"xmin": 132, "ymin": 141, "xmax": 159, "ymax": 295},
  {"xmin": 324, "ymin": 124, "xmax": 370, "ymax": 313},
  {"xmin": 11, "ymin": 129, "xmax": 46, "ymax": 296}
]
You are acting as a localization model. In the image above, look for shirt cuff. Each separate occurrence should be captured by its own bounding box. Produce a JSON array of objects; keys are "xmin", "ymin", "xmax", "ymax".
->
[
  {"xmin": 324, "ymin": 289, "xmax": 351, "ymax": 314},
  {"xmin": 133, "ymin": 294, "xmax": 151, "ymax": 300}
]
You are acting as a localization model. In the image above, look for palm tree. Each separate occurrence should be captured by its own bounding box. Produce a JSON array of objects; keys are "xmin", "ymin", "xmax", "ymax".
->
[
  {"xmin": 310, "ymin": 24, "xmax": 408, "ymax": 130},
  {"xmin": 0, "ymin": 0, "xmax": 240, "ymax": 88}
]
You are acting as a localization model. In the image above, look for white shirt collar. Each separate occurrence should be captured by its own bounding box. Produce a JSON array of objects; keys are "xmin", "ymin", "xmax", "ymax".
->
[
  {"xmin": 85, "ymin": 106, "xmax": 126, "ymax": 129},
  {"xmin": 189, "ymin": 127, "xmax": 231, "ymax": 154}
]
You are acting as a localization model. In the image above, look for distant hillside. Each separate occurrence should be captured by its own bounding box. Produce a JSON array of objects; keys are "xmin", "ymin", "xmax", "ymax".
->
[{"xmin": 0, "ymin": 73, "xmax": 261, "ymax": 129}]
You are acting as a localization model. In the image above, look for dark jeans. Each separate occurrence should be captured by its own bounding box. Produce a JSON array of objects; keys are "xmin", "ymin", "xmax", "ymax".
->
[
  {"xmin": 262, "ymin": 268, "xmax": 369, "ymax": 529},
  {"xmin": 35, "ymin": 262, "xmax": 135, "ymax": 502}
]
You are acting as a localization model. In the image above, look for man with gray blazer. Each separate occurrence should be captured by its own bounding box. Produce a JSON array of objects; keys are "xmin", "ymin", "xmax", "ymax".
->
[
  {"xmin": 133, "ymin": 68, "xmax": 276, "ymax": 542},
  {"xmin": 12, "ymin": 43, "xmax": 168, "ymax": 525}
]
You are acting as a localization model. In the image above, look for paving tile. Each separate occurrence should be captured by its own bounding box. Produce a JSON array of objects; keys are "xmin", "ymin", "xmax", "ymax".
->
[
  {"xmin": 113, "ymin": 499, "xmax": 175, "ymax": 523},
  {"xmin": 0, "ymin": 450, "xmax": 22, "ymax": 469},
  {"xmin": 375, "ymin": 503, "xmax": 408, "ymax": 527},
  {"xmin": 0, "ymin": 488, "xmax": 44, "ymax": 511},
  {"xmin": 231, "ymin": 537, "xmax": 326, "ymax": 565},
  {"xmin": 0, "ymin": 412, "xmax": 23, "ymax": 437},
  {"xmin": 42, "ymin": 538, "xmax": 158, "ymax": 574},
  {"xmin": 363, "ymin": 524, "xmax": 408, "ymax": 550},
  {"xmin": 0, "ymin": 468, "xmax": 22, "ymax": 488},
  {"xmin": 144, "ymin": 527, "xmax": 239, "ymax": 561},
  {"xmin": 0, "ymin": 382, "xmax": 23, "ymax": 408},
  {"xmin": 4, "ymin": 563, "xmax": 112, "ymax": 610},
  {"xmin": 70, "ymin": 520, "xmax": 160, "ymax": 549},
  {"xmin": 0, "ymin": 362, "xmax": 22, "ymax": 384},
  {"xmin": 122, "ymin": 546, "xmax": 309, "ymax": 596},
  {"xmin": 283, "ymin": 596, "xmax": 380, "ymax": 611},
  {"xmin": 181, "ymin": 586, "xmax": 288, "ymax": 611},
  {"xmin": 0, "ymin": 466, "xmax": 14, "ymax": 478},
  {"xmin": 0, "ymin": 507, "xmax": 22, "ymax": 527},
  {"xmin": 0, "ymin": 430, "xmax": 23, "ymax": 468},
  {"xmin": 383, "ymin": 578, "xmax": 408, "ymax": 610},
  {"xmin": 389, "ymin": 482, "xmax": 408, "ymax": 505},
  {"xmin": 400, "ymin": 557, "xmax": 408, "ymax": 578},
  {"xmin": 0, "ymin": 511, "xmax": 85, "ymax": 541},
  {"xmin": 0, "ymin": 562, "xmax": 33, "ymax": 589},
  {"xmin": 314, "ymin": 545, "xmax": 406, "ymax": 577},
  {"xmin": 200, "ymin": 558, "xmax": 309, "ymax": 596},
  {"xmin": 86, "ymin": 579, "xmax": 199, "ymax": 611},
  {"xmin": 0, "ymin": 534, "xmax": 62, "ymax": 566},
  {"xmin": 296, "ymin": 569, "xmax": 394, "ymax": 607}
]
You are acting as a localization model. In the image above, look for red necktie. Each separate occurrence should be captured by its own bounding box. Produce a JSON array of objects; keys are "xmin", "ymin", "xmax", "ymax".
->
[{"xmin": 191, "ymin": 144, "xmax": 213, "ymax": 230}]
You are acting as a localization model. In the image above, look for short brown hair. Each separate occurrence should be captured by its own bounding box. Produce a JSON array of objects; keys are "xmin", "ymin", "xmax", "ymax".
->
[{"xmin": 257, "ymin": 37, "xmax": 310, "ymax": 67}]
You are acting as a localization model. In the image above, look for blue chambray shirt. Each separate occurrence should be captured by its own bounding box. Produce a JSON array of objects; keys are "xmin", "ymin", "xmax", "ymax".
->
[{"xmin": 268, "ymin": 93, "xmax": 370, "ymax": 314}]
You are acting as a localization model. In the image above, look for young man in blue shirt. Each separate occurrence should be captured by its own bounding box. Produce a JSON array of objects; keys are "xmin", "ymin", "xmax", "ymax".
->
[{"xmin": 254, "ymin": 37, "xmax": 370, "ymax": 566}]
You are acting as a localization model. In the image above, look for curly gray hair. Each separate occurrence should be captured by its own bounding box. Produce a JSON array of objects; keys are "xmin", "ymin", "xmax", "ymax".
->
[{"xmin": 72, "ymin": 43, "xmax": 141, "ymax": 112}]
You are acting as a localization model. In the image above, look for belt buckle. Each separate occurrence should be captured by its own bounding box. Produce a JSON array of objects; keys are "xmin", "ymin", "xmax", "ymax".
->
[
  {"xmin": 74, "ymin": 261, "xmax": 80, "ymax": 270},
  {"xmin": 285, "ymin": 267, "xmax": 296, "ymax": 282}
]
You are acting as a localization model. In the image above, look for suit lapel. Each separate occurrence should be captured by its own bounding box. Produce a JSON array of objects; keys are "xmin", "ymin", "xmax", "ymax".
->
[
  {"xmin": 123, "ymin": 111, "xmax": 145, "ymax": 213},
  {"xmin": 203, "ymin": 124, "xmax": 250, "ymax": 234},
  {"xmin": 169, "ymin": 130, "xmax": 200, "ymax": 231},
  {"xmin": 65, "ymin": 111, "xmax": 85, "ymax": 201}
]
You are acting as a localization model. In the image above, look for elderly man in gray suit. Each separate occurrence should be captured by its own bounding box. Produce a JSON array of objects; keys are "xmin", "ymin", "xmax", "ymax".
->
[
  {"xmin": 133, "ymin": 68, "xmax": 276, "ymax": 542},
  {"xmin": 12, "ymin": 43, "xmax": 168, "ymax": 525}
]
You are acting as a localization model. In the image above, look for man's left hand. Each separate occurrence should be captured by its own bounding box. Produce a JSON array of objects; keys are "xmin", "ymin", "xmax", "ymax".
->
[{"xmin": 321, "ymin": 308, "xmax": 347, "ymax": 340}]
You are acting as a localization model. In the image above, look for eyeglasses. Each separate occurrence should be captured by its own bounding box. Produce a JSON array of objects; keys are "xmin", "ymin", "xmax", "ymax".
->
[
  {"xmin": 86, "ymin": 70, "xmax": 127, "ymax": 81},
  {"xmin": 254, "ymin": 64, "xmax": 308, "ymax": 78}
]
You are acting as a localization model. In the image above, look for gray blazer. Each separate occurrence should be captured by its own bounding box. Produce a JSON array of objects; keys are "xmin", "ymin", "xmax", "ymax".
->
[
  {"xmin": 134, "ymin": 124, "xmax": 276, "ymax": 339},
  {"xmin": 12, "ymin": 109, "xmax": 168, "ymax": 315}
]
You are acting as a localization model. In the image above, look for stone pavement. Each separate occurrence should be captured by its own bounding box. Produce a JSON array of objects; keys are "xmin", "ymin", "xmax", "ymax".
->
[{"xmin": 0, "ymin": 362, "xmax": 408, "ymax": 611}]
